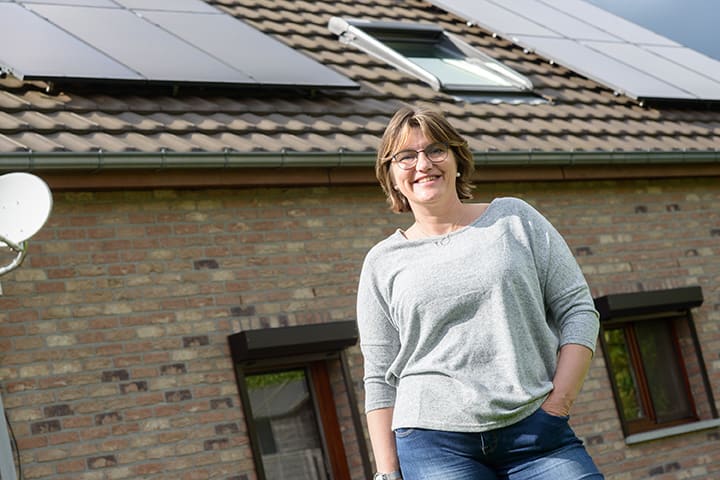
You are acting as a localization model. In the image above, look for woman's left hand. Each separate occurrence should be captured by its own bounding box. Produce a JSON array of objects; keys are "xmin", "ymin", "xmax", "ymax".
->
[{"xmin": 540, "ymin": 397, "xmax": 571, "ymax": 417}]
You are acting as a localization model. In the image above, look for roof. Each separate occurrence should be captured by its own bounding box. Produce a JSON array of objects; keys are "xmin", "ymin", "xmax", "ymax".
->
[{"xmin": 0, "ymin": 0, "xmax": 719, "ymax": 181}]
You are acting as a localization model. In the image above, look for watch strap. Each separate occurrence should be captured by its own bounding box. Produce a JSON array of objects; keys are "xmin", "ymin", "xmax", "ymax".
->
[{"xmin": 373, "ymin": 472, "xmax": 402, "ymax": 480}]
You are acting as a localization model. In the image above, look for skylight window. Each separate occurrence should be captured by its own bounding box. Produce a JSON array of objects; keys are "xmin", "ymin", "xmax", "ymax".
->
[{"xmin": 328, "ymin": 18, "xmax": 533, "ymax": 98}]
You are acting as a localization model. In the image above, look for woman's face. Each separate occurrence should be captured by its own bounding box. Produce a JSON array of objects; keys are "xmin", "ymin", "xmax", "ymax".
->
[{"xmin": 390, "ymin": 128, "xmax": 458, "ymax": 210}]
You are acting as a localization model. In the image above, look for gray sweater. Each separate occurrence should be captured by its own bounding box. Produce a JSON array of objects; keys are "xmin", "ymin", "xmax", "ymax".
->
[{"xmin": 356, "ymin": 197, "xmax": 599, "ymax": 432}]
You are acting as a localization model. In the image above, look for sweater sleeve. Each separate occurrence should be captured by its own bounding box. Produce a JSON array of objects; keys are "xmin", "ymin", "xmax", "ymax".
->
[
  {"xmin": 523, "ymin": 201, "xmax": 600, "ymax": 353},
  {"xmin": 356, "ymin": 251, "xmax": 400, "ymax": 413}
]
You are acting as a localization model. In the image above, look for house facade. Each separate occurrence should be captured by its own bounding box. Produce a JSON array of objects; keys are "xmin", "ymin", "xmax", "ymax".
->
[{"xmin": 0, "ymin": 1, "xmax": 719, "ymax": 479}]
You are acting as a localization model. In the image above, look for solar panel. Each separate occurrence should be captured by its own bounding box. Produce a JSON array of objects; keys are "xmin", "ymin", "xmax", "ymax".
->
[
  {"xmin": 114, "ymin": 0, "xmax": 218, "ymax": 13},
  {"xmin": 0, "ymin": 0, "xmax": 357, "ymax": 90},
  {"xmin": 28, "ymin": 3, "xmax": 249, "ymax": 84},
  {"xmin": 496, "ymin": 0, "xmax": 618, "ymax": 41},
  {"xmin": 141, "ymin": 10, "xmax": 355, "ymax": 87},
  {"xmin": 429, "ymin": 0, "xmax": 720, "ymax": 101},
  {"xmin": 587, "ymin": 0, "xmax": 719, "ymax": 60},
  {"xmin": 0, "ymin": 3, "xmax": 141, "ymax": 81},
  {"xmin": 513, "ymin": 36, "xmax": 693, "ymax": 99},
  {"xmin": 585, "ymin": 41, "xmax": 720, "ymax": 99},
  {"xmin": 447, "ymin": 0, "xmax": 555, "ymax": 37},
  {"xmin": 542, "ymin": 0, "xmax": 678, "ymax": 46},
  {"xmin": 649, "ymin": 46, "xmax": 720, "ymax": 83},
  {"xmin": 21, "ymin": 0, "xmax": 117, "ymax": 6}
]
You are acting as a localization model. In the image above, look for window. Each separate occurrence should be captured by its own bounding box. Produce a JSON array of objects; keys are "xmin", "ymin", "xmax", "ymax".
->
[
  {"xmin": 228, "ymin": 321, "xmax": 370, "ymax": 480},
  {"xmin": 242, "ymin": 365, "xmax": 342, "ymax": 479},
  {"xmin": 603, "ymin": 315, "xmax": 697, "ymax": 433},
  {"xmin": 328, "ymin": 17, "xmax": 537, "ymax": 103},
  {"xmin": 595, "ymin": 287, "xmax": 718, "ymax": 439}
]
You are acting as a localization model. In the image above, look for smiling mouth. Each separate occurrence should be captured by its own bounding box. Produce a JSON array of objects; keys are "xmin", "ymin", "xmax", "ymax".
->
[{"xmin": 415, "ymin": 175, "xmax": 440, "ymax": 184}]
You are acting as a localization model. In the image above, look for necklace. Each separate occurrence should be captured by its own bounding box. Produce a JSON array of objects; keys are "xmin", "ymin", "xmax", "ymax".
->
[{"xmin": 414, "ymin": 212, "xmax": 464, "ymax": 247}]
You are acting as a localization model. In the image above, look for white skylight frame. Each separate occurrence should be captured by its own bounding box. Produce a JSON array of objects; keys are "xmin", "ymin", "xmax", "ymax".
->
[{"xmin": 328, "ymin": 17, "xmax": 533, "ymax": 94}]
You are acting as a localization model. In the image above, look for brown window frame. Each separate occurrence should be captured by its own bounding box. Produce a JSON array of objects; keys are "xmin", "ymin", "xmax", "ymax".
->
[{"xmin": 602, "ymin": 314, "xmax": 698, "ymax": 435}]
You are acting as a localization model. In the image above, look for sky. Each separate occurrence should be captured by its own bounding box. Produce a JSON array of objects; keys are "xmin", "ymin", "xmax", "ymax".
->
[{"xmin": 587, "ymin": 0, "xmax": 719, "ymax": 61}]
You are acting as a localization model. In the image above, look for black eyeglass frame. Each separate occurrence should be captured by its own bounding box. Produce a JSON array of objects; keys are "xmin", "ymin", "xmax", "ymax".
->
[{"xmin": 388, "ymin": 142, "xmax": 450, "ymax": 170}]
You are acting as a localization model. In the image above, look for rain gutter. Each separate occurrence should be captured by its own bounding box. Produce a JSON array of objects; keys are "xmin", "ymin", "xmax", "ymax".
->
[{"xmin": 1, "ymin": 148, "xmax": 719, "ymax": 171}]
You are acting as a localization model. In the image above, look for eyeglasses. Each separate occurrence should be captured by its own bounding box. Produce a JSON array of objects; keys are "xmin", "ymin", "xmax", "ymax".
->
[{"xmin": 390, "ymin": 142, "xmax": 449, "ymax": 170}]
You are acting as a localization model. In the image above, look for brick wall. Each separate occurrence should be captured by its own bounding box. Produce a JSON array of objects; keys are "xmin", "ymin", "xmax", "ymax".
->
[{"xmin": 0, "ymin": 177, "xmax": 718, "ymax": 479}]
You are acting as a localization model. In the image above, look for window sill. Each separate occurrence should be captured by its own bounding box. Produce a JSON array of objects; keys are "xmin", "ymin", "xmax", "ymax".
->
[{"xmin": 625, "ymin": 418, "xmax": 720, "ymax": 445}]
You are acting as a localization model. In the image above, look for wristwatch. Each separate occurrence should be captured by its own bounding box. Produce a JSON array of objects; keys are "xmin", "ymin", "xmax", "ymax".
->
[{"xmin": 373, "ymin": 472, "xmax": 402, "ymax": 480}]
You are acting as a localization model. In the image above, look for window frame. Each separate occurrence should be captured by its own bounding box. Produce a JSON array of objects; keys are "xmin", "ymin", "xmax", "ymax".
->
[
  {"xmin": 328, "ymin": 17, "xmax": 534, "ymax": 97},
  {"xmin": 595, "ymin": 286, "xmax": 717, "ymax": 439},
  {"xmin": 601, "ymin": 312, "xmax": 698, "ymax": 435}
]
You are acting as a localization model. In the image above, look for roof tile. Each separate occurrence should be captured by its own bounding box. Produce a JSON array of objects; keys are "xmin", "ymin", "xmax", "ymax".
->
[
  {"xmin": 0, "ymin": 90, "xmax": 31, "ymax": 111},
  {"xmin": 0, "ymin": 111, "xmax": 30, "ymax": 131},
  {"xmin": 50, "ymin": 132, "xmax": 103, "ymax": 152},
  {"xmin": 15, "ymin": 132, "xmax": 67, "ymax": 152},
  {"xmin": 119, "ymin": 113, "xmax": 166, "ymax": 132},
  {"xmin": 0, "ymin": 133, "xmax": 29, "ymax": 153}
]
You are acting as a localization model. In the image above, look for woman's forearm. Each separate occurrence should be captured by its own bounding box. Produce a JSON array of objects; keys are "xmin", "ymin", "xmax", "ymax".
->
[
  {"xmin": 367, "ymin": 407, "xmax": 401, "ymax": 473},
  {"xmin": 542, "ymin": 343, "xmax": 594, "ymax": 416}
]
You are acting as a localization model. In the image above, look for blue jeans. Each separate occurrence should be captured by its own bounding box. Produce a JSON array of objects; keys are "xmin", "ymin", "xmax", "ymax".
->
[{"xmin": 395, "ymin": 408, "xmax": 604, "ymax": 480}]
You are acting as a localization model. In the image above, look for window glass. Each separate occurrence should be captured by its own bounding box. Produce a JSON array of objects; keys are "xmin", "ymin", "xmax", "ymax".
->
[
  {"xmin": 604, "ymin": 328, "xmax": 644, "ymax": 421},
  {"xmin": 635, "ymin": 321, "xmax": 694, "ymax": 422},
  {"xmin": 246, "ymin": 370, "xmax": 328, "ymax": 480},
  {"xmin": 386, "ymin": 40, "xmax": 515, "ymax": 88}
]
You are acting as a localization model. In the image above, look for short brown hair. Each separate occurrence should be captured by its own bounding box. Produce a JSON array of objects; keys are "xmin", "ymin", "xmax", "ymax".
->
[{"xmin": 376, "ymin": 104, "xmax": 475, "ymax": 213}]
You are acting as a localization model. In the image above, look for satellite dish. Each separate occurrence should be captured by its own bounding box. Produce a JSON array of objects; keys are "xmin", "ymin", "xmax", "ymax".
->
[{"xmin": 0, "ymin": 172, "xmax": 53, "ymax": 276}]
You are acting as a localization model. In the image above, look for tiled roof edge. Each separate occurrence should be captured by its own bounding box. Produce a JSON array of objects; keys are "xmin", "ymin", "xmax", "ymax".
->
[{"xmin": 0, "ymin": 149, "xmax": 718, "ymax": 172}]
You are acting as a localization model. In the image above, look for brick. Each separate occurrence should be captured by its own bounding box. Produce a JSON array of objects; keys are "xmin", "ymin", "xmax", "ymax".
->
[
  {"xmin": 160, "ymin": 363, "xmax": 187, "ymax": 375},
  {"xmin": 87, "ymin": 455, "xmax": 118, "ymax": 469},
  {"xmin": 204, "ymin": 438, "xmax": 229, "ymax": 450},
  {"xmin": 56, "ymin": 458, "xmax": 86, "ymax": 474},
  {"xmin": 95, "ymin": 412, "xmax": 123, "ymax": 425},
  {"xmin": 165, "ymin": 390, "xmax": 192, "ymax": 402},
  {"xmin": 119, "ymin": 381, "xmax": 147, "ymax": 394},
  {"xmin": 101, "ymin": 370, "xmax": 130, "ymax": 382},
  {"xmin": 215, "ymin": 423, "xmax": 239, "ymax": 435},
  {"xmin": 183, "ymin": 335, "xmax": 209, "ymax": 347},
  {"xmin": 194, "ymin": 259, "xmax": 219, "ymax": 269},
  {"xmin": 31, "ymin": 420, "xmax": 61, "ymax": 435},
  {"xmin": 210, "ymin": 398, "xmax": 233, "ymax": 409},
  {"xmin": 43, "ymin": 404, "xmax": 74, "ymax": 418},
  {"xmin": 230, "ymin": 305, "xmax": 256, "ymax": 316}
]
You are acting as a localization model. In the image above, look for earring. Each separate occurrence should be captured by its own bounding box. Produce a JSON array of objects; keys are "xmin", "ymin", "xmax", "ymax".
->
[
  {"xmin": 456, "ymin": 172, "xmax": 461, "ymax": 177},
  {"xmin": 393, "ymin": 185, "xmax": 399, "ymax": 190}
]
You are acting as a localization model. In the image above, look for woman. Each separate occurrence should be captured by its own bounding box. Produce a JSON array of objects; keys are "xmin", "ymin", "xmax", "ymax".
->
[{"xmin": 356, "ymin": 105, "xmax": 604, "ymax": 480}]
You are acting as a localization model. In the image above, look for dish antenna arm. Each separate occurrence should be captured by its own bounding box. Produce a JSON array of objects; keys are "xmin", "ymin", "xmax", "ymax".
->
[{"xmin": 0, "ymin": 234, "xmax": 27, "ymax": 276}]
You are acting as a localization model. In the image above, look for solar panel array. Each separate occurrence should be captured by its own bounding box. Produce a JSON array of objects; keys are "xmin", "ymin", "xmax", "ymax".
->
[
  {"xmin": 429, "ymin": 0, "xmax": 720, "ymax": 101},
  {"xmin": 0, "ymin": 0, "xmax": 357, "ymax": 89}
]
